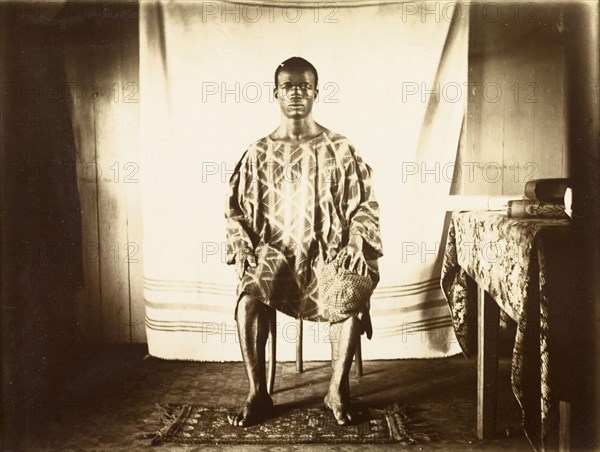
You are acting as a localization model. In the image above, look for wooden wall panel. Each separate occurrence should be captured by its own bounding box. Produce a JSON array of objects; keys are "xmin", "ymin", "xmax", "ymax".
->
[
  {"xmin": 533, "ymin": 44, "xmax": 566, "ymax": 179},
  {"xmin": 474, "ymin": 18, "xmax": 505, "ymax": 197},
  {"xmin": 464, "ymin": 8, "xmax": 506, "ymax": 196},
  {"xmin": 94, "ymin": 40, "xmax": 132, "ymax": 342},
  {"xmin": 464, "ymin": 9, "xmax": 484, "ymax": 197},
  {"xmin": 501, "ymin": 36, "xmax": 536, "ymax": 196},
  {"xmin": 64, "ymin": 45, "xmax": 102, "ymax": 342},
  {"xmin": 64, "ymin": 3, "xmax": 141, "ymax": 343},
  {"xmin": 120, "ymin": 15, "xmax": 145, "ymax": 342},
  {"xmin": 464, "ymin": 3, "xmax": 568, "ymax": 197}
]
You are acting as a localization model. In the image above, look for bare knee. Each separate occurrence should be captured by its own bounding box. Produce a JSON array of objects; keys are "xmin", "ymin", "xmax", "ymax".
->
[
  {"xmin": 329, "ymin": 316, "xmax": 362, "ymax": 344},
  {"xmin": 236, "ymin": 294, "xmax": 271, "ymax": 322}
]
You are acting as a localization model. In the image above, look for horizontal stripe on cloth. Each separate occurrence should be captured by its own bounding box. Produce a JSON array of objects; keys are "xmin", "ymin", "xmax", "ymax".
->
[
  {"xmin": 143, "ymin": 277, "xmax": 442, "ymax": 299},
  {"xmin": 144, "ymin": 296, "xmax": 447, "ymax": 313},
  {"xmin": 145, "ymin": 312, "xmax": 450, "ymax": 328},
  {"xmin": 144, "ymin": 313, "xmax": 453, "ymax": 337},
  {"xmin": 213, "ymin": 0, "xmax": 423, "ymax": 9},
  {"xmin": 145, "ymin": 326, "xmax": 460, "ymax": 361}
]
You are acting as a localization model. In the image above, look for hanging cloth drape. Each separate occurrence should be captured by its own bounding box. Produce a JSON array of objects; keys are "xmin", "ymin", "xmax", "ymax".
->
[{"xmin": 141, "ymin": 0, "xmax": 468, "ymax": 360}]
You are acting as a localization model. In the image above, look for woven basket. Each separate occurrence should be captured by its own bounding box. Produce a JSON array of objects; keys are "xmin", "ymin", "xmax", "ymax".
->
[{"xmin": 318, "ymin": 255, "xmax": 376, "ymax": 315}]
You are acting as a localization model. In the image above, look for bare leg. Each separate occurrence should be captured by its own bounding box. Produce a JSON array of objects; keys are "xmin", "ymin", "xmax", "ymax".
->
[
  {"xmin": 228, "ymin": 294, "xmax": 274, "ymax": 427},
  {"xmin": 325, "ymin": 316, "xmax": 361, "ymax": 425}
]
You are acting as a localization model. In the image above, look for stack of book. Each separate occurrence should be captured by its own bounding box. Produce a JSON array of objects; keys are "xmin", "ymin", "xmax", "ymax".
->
[{"xmin": 507, "ymin": 178, "xmax": 571, "ymax": 219}]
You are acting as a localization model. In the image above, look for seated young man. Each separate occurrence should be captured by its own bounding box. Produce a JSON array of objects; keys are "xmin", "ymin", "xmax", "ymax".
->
[{"xmin": 225, "ymin": 56, "xmax": 383, "ymax": 427}]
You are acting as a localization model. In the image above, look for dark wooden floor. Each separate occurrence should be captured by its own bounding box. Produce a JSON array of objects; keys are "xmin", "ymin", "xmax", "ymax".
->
[{"xmin": 14, "ymin": 344, "xmax": 532, "ymax": 451}]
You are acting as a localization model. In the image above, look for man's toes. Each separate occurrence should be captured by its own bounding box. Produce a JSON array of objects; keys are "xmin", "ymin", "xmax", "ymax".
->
[
  {"xmin": 333, "ymin": 407, "xmax": 347, "ymax": 425},
  {"xmin": 227, "ymin": 411, "xmax": 245, "ymax": 427},
  {"xmin": 341, "ymin": 409, "xmax": 353, "ymax": 424},
  {"xmin": 333, "ymin": 406, "xmax": 356, "ymax": 425},
  {"xmin": 345, "ymin": 413, "xmax": 353, "ymax": 423},
  {"xmin": 230, "ymin": 399, "xmax": 269, "ymax": 427},
  {"xmin": 325, "ymin": 397, "xmax": 354, "ymax": 425}
]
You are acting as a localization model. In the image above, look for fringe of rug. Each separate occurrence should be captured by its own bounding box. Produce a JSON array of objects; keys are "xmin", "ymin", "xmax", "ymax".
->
[
  {"xmin": 138, "ymin": 403, "xmax": 192, "ymax": 446},
  {"xmin": 378, "ymin": 403, "xmax": 432, "ymax": 445}
]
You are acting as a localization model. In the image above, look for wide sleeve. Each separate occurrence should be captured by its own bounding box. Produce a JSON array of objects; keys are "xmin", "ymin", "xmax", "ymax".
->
[
  {"xmin": 224, "ymin": 150, "xmax": 257, "ymax": 265},
  {"xmin": 344, "ymin": 146, "xmax": 384, "ymax": 260}
]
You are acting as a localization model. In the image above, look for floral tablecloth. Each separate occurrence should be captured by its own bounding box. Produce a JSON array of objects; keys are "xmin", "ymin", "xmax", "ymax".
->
[{"xmin": 441, "ymin": 211, "xmax": 577, "ymax": 451}]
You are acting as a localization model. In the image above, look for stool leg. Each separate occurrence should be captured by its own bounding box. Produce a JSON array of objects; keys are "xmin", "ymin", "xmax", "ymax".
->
[
  {"xmin": 296, "ymin": 318, "xmax": 303, "ymax": 373},
  {"xmin": 267, "ymin": 311, "xmax": 276, "ymax": 395},
  {"xmin": 354, "ymin": 336, "xmax": 363, "ymax": 377}
]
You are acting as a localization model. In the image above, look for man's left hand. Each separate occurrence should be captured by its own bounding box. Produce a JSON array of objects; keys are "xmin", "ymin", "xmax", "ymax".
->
[{"xmin": 337, "ymin": 235, "xmax": 368, "ymax": 276}]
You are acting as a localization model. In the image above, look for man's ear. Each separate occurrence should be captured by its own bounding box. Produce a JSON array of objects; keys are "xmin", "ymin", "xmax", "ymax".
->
[
  {"xmin": 273, "ymin": 87, "xmax": 278, "ymax": 99},
  {"xmin": 314, "ymin": 88, "xmax": 319, "ymax": 99}
]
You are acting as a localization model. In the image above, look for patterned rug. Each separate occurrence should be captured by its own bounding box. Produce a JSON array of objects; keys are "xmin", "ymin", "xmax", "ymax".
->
[{"xmin": 142, "ymin": 403, "xmax": 430, "ymax": 445}]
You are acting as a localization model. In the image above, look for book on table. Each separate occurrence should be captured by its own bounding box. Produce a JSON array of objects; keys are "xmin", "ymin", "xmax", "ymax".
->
[
  {"xmin": 523, "ymin": 178, "xmax": 570, "ymax": 203},
  {"xmin": 507, "ymin": 199, "xmax": 569, "ymax": 219},
  {"xmin": 507, "ymin": 178, "xmax": 571, "ymax": 219}
]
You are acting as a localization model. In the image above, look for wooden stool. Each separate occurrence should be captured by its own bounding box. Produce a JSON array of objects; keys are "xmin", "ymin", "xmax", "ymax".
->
[{"xmin": 266, "ymin": 317, "xmax": 363, "ymax": 395}]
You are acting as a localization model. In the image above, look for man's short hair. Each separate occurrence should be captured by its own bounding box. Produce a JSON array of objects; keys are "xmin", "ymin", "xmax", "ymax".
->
[{"xmin": 274, "ymin": 57, "xmax": 319, "ymax": 88}]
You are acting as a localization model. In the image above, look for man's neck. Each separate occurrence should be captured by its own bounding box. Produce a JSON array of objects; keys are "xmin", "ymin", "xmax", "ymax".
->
[{"xmin": 271, "ymin": 118, "xmax": 323, "ymax": 143}]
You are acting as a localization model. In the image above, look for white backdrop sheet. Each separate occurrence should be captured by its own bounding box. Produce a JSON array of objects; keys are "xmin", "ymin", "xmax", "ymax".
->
[{"xmin": 141, "ymin": 0, "xmax": 468, "ymax": 360}]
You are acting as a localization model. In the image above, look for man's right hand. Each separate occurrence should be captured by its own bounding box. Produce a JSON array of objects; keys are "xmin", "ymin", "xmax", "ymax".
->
[{"xmin": 235, "ymin": 247, "xmax": 257, "ymax": 280}]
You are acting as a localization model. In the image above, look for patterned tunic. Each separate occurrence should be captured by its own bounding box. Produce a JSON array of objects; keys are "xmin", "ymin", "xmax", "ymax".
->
[{"xmin": 225, "ymin": 129, "xmax": 383, "ymax": 329}]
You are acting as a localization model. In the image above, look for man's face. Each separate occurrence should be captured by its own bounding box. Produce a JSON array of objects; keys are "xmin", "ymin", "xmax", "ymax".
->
[{"xmin": 275, "ymin": 69, "xmax": 318, "ymax": 119}]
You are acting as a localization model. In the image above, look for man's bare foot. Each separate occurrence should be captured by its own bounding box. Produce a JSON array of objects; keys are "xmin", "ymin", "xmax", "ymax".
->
[
  {"xmin": 227, "ymin": 392, "xmax": 273, "ymax": 427},
  {"xmin": 324, "ymin": 393, "xmax": 355, "ymax": 426}
]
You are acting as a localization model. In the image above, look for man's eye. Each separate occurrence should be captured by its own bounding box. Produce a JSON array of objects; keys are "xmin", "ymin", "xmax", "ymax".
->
[{"xmin": 281, "ymin": 84, "xmax": 313, "ymax": 91}]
